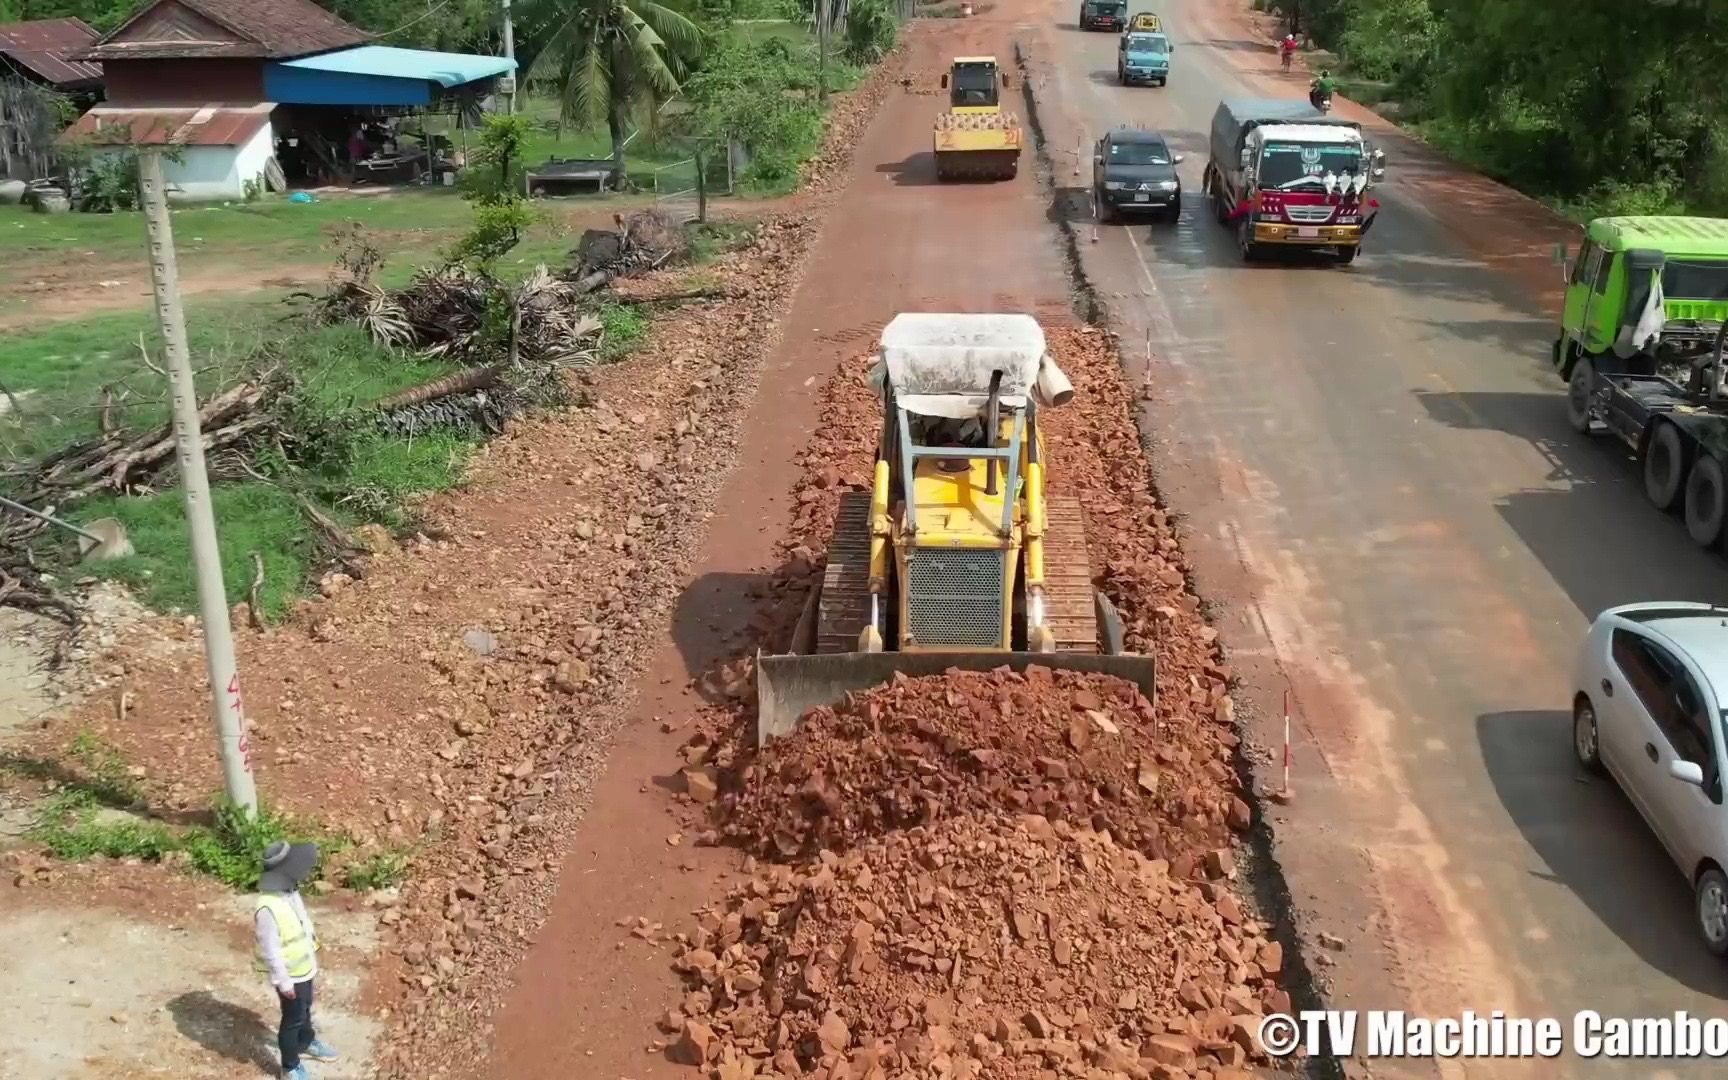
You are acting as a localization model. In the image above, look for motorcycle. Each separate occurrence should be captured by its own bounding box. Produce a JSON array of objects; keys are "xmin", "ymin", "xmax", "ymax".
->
[{"xmin": 1309, "ymin": 85, "xmax": 1333, "ymax": 112}]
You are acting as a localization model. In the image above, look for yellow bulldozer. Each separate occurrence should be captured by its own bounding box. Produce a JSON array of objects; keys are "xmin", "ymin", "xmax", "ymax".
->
[
  {"xmin": 933, "ymin": 57, "xmax": 1024, "ymax": 181},
  {"xmin": 755, "ymin": 314, "xmax": 1157, "ymax": 742}
]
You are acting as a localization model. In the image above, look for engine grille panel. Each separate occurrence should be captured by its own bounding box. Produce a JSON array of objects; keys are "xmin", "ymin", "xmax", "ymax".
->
[
  {"xmin": 1285, "ymin": 204, "xmax": 1334, "ymax": 223},
  {"xmin": 905, "ymin": 547, "xmax": 1007, "ymax": 648}
]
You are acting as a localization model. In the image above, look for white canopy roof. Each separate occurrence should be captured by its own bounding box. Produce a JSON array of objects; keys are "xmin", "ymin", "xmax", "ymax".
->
[
  {"xmin": 873, "ymin": 312, "xmax": 1048, "ymax": 418},
  {"xmin": 1252, "ymin": 122, "xmax": 1363, "ymax": 145}
]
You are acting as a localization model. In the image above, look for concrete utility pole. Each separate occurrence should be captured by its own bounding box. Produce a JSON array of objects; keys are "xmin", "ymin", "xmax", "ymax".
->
[
  {"xmin": 501, "ymin": 0, "xmax": 518, "ymax": 113},
  {"xmin": 138, "ymin": 152, "xmax": 258, "ymax": 818}
]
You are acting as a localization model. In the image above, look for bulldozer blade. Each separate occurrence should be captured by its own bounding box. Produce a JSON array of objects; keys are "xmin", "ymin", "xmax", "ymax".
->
[{"xmin": 755, "ymin": 649, "xmax": 1157, "ymax": 745}]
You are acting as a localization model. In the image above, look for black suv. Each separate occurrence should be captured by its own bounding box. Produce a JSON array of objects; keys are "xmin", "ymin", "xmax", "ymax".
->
[{"xmin": 1092, "ymin": 127, "xmax": 1183, "ymax": 224}]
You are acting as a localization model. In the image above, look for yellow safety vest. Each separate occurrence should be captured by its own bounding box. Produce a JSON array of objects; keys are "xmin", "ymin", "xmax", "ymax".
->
[{"xmin": 254, "ymin": 893, "xmax": 318, "ymax": 979}]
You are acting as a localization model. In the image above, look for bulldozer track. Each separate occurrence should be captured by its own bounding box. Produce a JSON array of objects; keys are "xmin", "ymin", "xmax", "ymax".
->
[
  {"xmin": 1042, "ymin": 495, "xmax": 1101, "ymax": 653},
  {"xmin": 814, "ymin": 492, "xmax": 874, "ymax": 654}
]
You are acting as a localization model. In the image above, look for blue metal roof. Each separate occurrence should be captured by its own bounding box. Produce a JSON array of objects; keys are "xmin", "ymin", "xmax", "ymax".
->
[
  {"xmin": 264, "ymin": 46, "xmax": 515, "ymax": 106},
  {"xmin": 278, "ymin": 46, "xmax": 515, "ymax": 87}
]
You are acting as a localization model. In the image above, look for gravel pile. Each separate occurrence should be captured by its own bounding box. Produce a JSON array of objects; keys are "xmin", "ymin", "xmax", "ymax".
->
[
  {"xmin": 720, "ymin": 668, "xmax": 1245, "ymax": 865},
  {"xmin": 664, "ymin": 668, "xmax": 1277, "ymax": 1077}
]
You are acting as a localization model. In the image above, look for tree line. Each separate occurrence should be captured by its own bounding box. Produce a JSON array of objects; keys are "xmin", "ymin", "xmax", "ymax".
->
[{"xmin": 1262, "ymin": 0, "xmax": 1728, "ymax": 217}]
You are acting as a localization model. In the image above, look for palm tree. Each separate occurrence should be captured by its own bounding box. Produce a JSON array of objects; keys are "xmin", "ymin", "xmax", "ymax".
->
[{"xmin": 521, "ymin": 0, "xmax": 703, "ymax": 187}]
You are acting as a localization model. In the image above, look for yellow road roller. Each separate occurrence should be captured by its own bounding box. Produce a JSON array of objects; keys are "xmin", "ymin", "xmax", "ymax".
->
[{"xmin": 933, "ymin": 57, "xmax": 1024, "ymax": 182}]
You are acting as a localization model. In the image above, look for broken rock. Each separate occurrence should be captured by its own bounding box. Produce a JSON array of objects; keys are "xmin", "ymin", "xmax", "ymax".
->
[{"xmin": 673, "ymin": 1019, "xmax": 717, "ymax": 1065}]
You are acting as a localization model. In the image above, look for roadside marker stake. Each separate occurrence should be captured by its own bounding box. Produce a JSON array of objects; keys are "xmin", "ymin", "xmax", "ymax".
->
[{"xmin": 1280, "ymin": 688, "xmax": 1293, "ymax": 801}]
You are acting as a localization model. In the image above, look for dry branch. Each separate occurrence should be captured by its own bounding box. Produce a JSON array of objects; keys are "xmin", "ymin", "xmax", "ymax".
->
[
  {"xmin": 613, "ymin": 287, "xmax": 730, "ymax": 306},
  {"xmin": 296, "ymin": 496, "xmax": 367, "ymax": 578},
  {"xmin": 16, "ymin": 377, "xmax": 269, "ymax": 506}
]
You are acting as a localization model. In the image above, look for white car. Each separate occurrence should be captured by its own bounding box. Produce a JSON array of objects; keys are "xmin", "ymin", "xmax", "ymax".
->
[{"xmin": 1573, "ymin": 601, "xmax": 1728, "ymax": 954}]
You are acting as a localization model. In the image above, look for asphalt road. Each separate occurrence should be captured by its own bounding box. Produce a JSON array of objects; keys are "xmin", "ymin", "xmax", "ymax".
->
[{"xmin": 1027, "ymin": 0, "xmax": 1728, "ymax": 1072}]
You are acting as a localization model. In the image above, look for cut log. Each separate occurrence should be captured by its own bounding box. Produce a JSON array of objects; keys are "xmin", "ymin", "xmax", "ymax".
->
[{"xmin": 377, "ymin": 366, "xmax": 501, "ymax": 411}]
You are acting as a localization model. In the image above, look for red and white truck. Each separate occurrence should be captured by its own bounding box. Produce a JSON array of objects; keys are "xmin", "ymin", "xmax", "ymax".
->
[{"xmin": 1204, "ymin": 97, "xmax": 1386, "ymax": 265}]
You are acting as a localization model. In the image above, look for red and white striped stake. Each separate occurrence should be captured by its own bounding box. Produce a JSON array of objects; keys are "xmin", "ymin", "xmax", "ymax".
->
[{"xmin": 1280, "ymin": 688, "xmax": 1293, "ymax": 798}]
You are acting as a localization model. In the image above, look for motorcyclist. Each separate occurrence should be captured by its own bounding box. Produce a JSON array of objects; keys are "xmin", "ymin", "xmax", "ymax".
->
[
  {"xmin": 1310, "ymin": 68, "xmax": 1336, "ymax": 109},
  {"xmin": 1280, "ymin": 33, "xmax": 1297, "ymax": 70}
]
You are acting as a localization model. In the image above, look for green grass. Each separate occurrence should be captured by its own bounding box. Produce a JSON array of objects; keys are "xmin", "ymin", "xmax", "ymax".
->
[
  {"xmin": 0, "ymin": 220, "xmax": 586, "ymax": 456},
  {"xmin": 732, "ymin": 17, "xmax": 808, "ymax": 45},
  {"xmin": 0, "ymin": 98, "xmax": 687, "ymax": 280},
  {"xmin": 288, "ymin": 324, "xmax": 464, "ymax": 410},
  {"xmin": 48, "ymin": 324, "xmax": 480, "ymax": 619},
  {"xmin": 598, "ymin": 301, "xmax": 650, "ymax": 360},
  {"xmin": 0, "ymin": 189, "xmax": 477, "ymax": 264},
  {"xmin": 0, "ymin": 157, "xmax": 758, "ymax": 626},
  {"xmin": 0, "ymin": 296, "xmax": 281, "ymax": 457},
  {"xmin": 343, "ymin": 847, "xmax": 414, "ymax": 891},
  {"xmin": 0, "ymin": 322, "xmax": 478, "ymax": 619},
  {"xmin": 688, "ymin": 220, "xmax": 758, "ymax": 263},
  {"xmin": 6, "ymin": 733, "xmax": 334, "ymax": 891},
  {"xmin": 71, "ymin": 483, "xmax": 319, "ymax": 620},
  {"xmin": 339, "ymin": 431, "xmax": 476, "ymax": 521}
]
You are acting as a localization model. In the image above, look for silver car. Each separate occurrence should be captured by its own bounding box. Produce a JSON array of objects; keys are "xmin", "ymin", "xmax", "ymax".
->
[{"xmin": 1573, "ymin": 601, "xmax": 1728, "ymax": 954}]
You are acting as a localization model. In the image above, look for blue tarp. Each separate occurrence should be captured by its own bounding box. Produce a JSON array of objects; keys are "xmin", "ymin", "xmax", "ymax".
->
[{"xmin": 264, "ymin": 46, "xmax": 516, "ymax": 107}]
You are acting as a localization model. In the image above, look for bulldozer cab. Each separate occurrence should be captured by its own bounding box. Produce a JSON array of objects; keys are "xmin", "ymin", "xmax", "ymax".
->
[
  {"xmin": 872, "ymin": 314, "xmax": 1043, "ymax": 582},
  {"xmin": 941, "ymin": 57, "xmax": 1007, "ymax": 111},
  {"xmin": 754, "ymin": 314, "xmax": 1157, "ymax": 743}
]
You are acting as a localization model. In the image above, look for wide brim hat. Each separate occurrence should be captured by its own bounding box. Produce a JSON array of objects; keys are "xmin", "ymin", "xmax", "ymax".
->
[{"xmin": 258, "ymin": 840, "xmax": 318, "ymax": 893}]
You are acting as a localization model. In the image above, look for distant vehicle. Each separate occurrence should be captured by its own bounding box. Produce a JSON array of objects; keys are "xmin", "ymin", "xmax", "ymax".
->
[
  {"xmin": 1554, "ymin": 217, "xmax": 1728, "ymax": 548},
  {"xmin": 1203, "ymin": 97, "xmax": 1385, "ymax": 264},
  {"xmin": 1117, "ymin": 31, "xmax": 1172, "ymax": 86},
  {"xmin": 1092, "ymin": 127, "xmax": 1183, "ymax": 224},
  {"xmin": 1124, "ymin": 10, "xmax": 1161, "ymax": 32},
  {"xmin": 1079, "ymin": 0, "xmax": 1127, "ymax": 31},
  {"xmin": 1571, "ymin": 602, "xmax": 1728, "ymax": 956}
]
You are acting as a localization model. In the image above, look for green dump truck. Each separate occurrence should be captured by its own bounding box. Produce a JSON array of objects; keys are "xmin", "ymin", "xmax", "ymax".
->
[{"xmin": 1555, "ymin": 216, "xmax": 1728, "ymax": 548}]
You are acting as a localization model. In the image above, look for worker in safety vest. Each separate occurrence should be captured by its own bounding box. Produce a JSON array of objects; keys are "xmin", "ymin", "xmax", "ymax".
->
[{"xmin": 255, "ymin": 840, "xmax": 339, "ymax": 1079}]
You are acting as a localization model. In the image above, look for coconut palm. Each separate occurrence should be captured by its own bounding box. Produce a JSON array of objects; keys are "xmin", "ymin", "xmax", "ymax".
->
[{"xmin": 521, "ymin": 0, "xmax": 703, "ymax": 186}]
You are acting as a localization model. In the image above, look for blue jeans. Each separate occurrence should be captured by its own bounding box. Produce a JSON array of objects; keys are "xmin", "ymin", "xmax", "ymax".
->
[{"xmin": 278, "ymin": 978, "xmax": 315, "ymax": 1070}]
